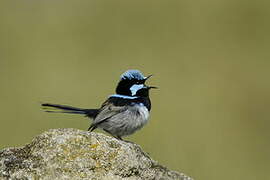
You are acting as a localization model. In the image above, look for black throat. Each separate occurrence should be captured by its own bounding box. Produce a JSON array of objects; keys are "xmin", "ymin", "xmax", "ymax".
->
[
  {"xmin": 116, "ymin": 79, "xmax": 146, "ymax": 96},
  {"xmin": 114, "ymin": 78, "xmax": 151, "ymax": 110},
  {"xmin": 108, "ymin": 96, "xmax": 151, "ymax": 111}
]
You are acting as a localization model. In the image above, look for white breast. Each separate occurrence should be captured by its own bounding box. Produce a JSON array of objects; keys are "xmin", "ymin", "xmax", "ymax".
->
[
  {"xmin": 96, "ymin": 103, "xmax": 150, "ymax": 137},
  {"xmin": 136, "ymin": 103, "xmax": 150, "ymax": 121}
]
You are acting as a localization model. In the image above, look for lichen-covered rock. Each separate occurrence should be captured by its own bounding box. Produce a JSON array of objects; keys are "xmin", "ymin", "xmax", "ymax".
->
[{"xmin": 0, "ymin": 128, "xmax": 192, "ymax": 180}]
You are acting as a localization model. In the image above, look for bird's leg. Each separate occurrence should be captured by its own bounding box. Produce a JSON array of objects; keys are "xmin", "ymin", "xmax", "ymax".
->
[
  {"xmin": 88, "ymin": 124, "xmax": 97, "ymax": 131},
  {"xmin": 103, "ymin": 129, "xmax": 133, "ymax": 143},
  {"xmin": 103, "ymin": 129, "xmax": 121, "ymax": 140},
  {"xmin": 116, "ymin": 136, "xmax": 123, "ymax": 141},
  {"xmin": 116, "ymin": 136, "xmax": 135, "ymax": 144}
]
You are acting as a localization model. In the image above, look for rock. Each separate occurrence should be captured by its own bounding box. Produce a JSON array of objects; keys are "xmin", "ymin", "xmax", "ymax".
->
[{"xmin": 0, "ymin": 128, "xmax": 193, "ymax": 180}]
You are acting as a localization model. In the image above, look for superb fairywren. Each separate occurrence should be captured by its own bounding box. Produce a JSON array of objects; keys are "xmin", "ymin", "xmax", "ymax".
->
[{"xmin": 42, "ymin": 70, "xmax": 156, "ymax": 140}]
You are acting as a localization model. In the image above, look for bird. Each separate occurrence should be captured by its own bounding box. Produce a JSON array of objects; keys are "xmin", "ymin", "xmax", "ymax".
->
[{"xmin": 41, "ymin": 70, "xmax": 156, "ymax": 140}]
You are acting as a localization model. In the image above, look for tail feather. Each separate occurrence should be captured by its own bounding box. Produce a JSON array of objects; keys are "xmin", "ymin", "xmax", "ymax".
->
[{"xmin": 41, "ymin": 103, "xmax": 99, "ymax": 118}]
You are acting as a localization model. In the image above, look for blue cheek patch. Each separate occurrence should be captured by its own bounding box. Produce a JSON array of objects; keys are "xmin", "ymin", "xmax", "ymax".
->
[{"xmin": 130, "ymin": 84, "xmax": 144, "ymax": 96}]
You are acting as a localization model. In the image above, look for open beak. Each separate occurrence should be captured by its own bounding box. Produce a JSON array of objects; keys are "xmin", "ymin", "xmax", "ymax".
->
[
  {"xmin": 144, "ymin": 74, "xmax": 158, "ymax": 89},
  {"xmin": 146, "ymin": 86, "xmax": 158, "ymax": 89},
  {"xmin": 145, "ymin": 74, "xmax": 153, "ymax": 80},
  {"xmin": 144, "ymin": 75, "xmax": 157, "ymax": 89}
]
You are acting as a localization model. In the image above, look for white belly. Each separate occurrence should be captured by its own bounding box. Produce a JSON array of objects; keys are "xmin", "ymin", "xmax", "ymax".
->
[
  {"xmin": 136, "ymin": 103, "xmax": 150, "ymax": 124},
  {"xmin": 99, "ymin": 104, "xmax": 150, "ymax": 137}
]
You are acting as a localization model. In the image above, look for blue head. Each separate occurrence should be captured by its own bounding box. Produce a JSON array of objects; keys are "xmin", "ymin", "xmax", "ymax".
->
[{"xmin": 116, "ymin": 70, "xmax": 154, "ymax": 97}]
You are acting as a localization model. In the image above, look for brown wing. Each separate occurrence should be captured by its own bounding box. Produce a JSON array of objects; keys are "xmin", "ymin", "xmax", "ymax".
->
[{"xmin": 93, "ymin": 99, "xmax": 128, "ymax": 125}]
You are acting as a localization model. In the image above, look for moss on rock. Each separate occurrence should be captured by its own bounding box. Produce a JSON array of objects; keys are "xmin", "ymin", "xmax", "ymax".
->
[{"xmin": 0, "ymin": 128, "xmax": 192, "ymax": 180}]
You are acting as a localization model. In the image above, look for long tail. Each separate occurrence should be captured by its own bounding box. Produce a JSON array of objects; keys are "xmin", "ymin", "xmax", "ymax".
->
[{"xmin": 41, "ymin": 103, "xmax": 99, "ymax": 118}]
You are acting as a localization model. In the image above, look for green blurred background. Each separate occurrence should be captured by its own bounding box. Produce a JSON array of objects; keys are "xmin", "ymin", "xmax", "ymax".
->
[{"xmin": 0, "ymin": 0, "xmax": 270, "ymax": 179}]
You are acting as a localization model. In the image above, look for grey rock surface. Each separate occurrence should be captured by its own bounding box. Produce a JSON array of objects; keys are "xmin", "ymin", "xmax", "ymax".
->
[{"xmin": 0, "ymin": 128, "xmax": 193, "ymax": 180}]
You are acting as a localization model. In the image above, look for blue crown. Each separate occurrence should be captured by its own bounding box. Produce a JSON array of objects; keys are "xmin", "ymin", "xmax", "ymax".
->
[{"xmin": 120, "ymin": 70, "xmax": 146, "ymax": 80}]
